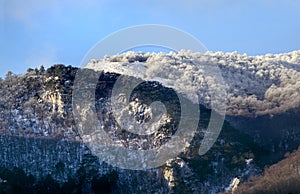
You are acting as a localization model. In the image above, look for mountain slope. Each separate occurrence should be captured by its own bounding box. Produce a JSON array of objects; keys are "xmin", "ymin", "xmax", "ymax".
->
[
  {"xmin": 0, "ymin": 64, "xmax": 266, "ymax": 193},
  {"xmin": 235, "ymin": 146, "xmax": 300, "ymax": 194},
  {"xmin": 0, "ymin": 50, "xmax": 300, "ymax": 193}
]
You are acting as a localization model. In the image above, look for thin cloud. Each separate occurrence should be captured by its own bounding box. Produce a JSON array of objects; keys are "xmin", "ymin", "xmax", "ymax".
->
[{"xmin": 0, "ymin": 0, "xmax": 100, "ymax": 25}]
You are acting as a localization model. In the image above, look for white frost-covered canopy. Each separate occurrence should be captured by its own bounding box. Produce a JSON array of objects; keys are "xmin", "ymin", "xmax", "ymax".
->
[{"xmin": 87, "ymin": 50, "xmax": 300, "ymax": 117}]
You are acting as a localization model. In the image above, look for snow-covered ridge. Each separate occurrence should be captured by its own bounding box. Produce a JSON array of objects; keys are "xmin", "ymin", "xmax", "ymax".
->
[{"xmin": 87, "ymin": 50, "xmax": 300, "ymax": 116}]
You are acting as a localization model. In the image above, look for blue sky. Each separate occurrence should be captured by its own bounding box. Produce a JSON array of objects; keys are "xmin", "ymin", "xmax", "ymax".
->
[{"xmin": 0, "ymin": 0, "xmax": 300, "ymax": 77}]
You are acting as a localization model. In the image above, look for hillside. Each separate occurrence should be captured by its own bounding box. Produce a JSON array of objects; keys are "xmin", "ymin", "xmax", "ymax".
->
[
  {"xmin": 0, "ymin": 50, "xmax": 300, "ymax": 193},
  {"xmin": 234, "ymin": 146, "xmax": 300, "ymax": 194},
  {"xmin": 0, "ymin": 64, "xmax": 265, "ymax": 193}
]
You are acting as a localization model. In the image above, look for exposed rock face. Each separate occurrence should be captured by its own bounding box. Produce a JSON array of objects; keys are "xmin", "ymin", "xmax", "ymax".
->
[
  {"xmin": 225, "ymin": 177, "xmax": 240, "ymax": 193},
  {"xmin": 163, "ymin": 157, "xmax": 198, "ymax": 192},
  {"xmin": 43, "ymin": 90, "xmax": 64, "ymax": 116}
]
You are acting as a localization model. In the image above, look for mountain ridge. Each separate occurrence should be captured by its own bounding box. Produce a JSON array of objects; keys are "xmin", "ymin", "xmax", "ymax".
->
[{"xmin": 1, "ymin": 49, "xmax": 300, "ymax": 193}]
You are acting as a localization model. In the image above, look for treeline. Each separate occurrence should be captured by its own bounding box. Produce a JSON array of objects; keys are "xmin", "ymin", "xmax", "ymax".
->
[{"xmin": 0, "ymin": 165, "xmax": 118, "ymax": 194}]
